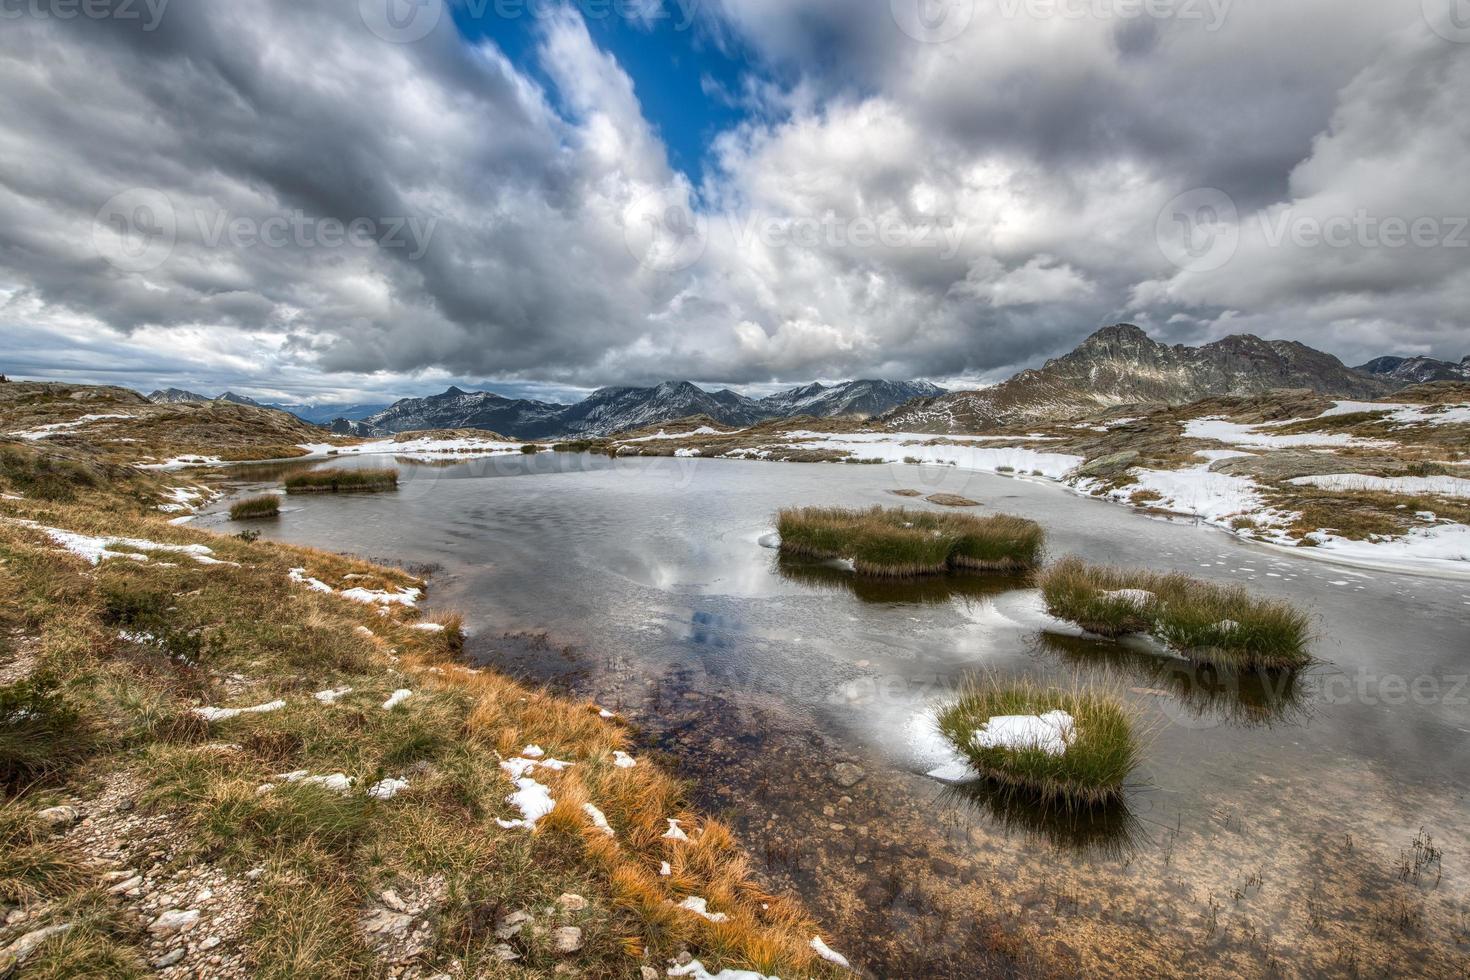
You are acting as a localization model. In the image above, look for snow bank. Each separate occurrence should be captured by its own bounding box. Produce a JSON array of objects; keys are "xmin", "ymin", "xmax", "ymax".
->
[
  {"xmin": 1289, "ymin": 523, "xmax": 1470, "ymax": 576},
  {"xmin": 1316, "ymin": 400, "xmax": 1470, "ymax": 426},
  {"xmin": 1086, "ymin": 464, "xmax": 1266, "ymax": 522},
  {"xmin": 972, "ymin": 711, "xmax": 1075, "ymax": 756},
  {"xmin": 1286, "ymin": 474, "xmax": 1470, "ymax": 499}
]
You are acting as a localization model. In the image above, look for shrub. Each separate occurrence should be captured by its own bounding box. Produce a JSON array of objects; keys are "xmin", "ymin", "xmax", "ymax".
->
[
  {"xmin": 1036, "ymin": 557, "xmax": 1312, "ymax": 669},
  {"xmin": 937, "ymin": 679, "xmax": 1141, "ymax": 807},
  {"xmin": 283, "ymin": 467, "xmax": 398, "ymax": 494},
  {"xmin": 230, "ymin": 495, "xmax": 281, "ymax": 520},
  {"xmin": 775, "ymin": 506, "xmax": 1044, "ymax": 577},
  {"xmin": 519, "ymin": 444, "xmax": 539, "ymax": 454},
  {"xmin": 0, "ymin": 674, "xmax": 92, "ymax": 788}
]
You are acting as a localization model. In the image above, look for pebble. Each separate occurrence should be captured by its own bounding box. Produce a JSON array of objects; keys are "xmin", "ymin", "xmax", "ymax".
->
[
  {"xmin": 149, "ymin": 909, "xmax": 200, "ymax": 935},
  {"xmin": 830, "ymin": 763, "xmax": 865, "ymax": 788},
  {"xmin": 152, "ymin": 948, "xmax": 186, "ymax": 969},
  {"xmin": 552, "ymin": 926, "xmax": 584, "ymax": 954},
  {"xmin": 494, "ymin": 910, "xmax": 532, "ymax": 940},
  {"xmin": 557, "ymin": 893, "xmax": 587, "ymax": 912},
  {"xmin": 35, "ymin": 805, "xmax": 81, "ymax": 829}
]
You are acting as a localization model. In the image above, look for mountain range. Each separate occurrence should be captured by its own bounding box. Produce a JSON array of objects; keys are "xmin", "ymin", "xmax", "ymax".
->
[
  {"xmin": 1355, "ymin": 354, "xmax": 1470, "ymax": 385},
  {"xmin": 146, "ymin": 389, "xmax": 388, "ymax": 423},
  {"xmin": 883, "ymin": 323, "xmax": 1397, "ymax": 432},
  {"xmin": 335, "ymin": 379, "xmax": 946, "ymax": 439}
]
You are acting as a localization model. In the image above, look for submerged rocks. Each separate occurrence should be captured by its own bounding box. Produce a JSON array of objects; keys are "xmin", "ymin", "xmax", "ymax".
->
[{"xmin": 830, "ymin": 763, "xmax": 866, "ymax": 788}]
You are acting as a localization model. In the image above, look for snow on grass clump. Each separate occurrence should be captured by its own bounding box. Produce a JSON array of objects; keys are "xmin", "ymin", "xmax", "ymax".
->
[
  {"xmin": 381, "ymin": 689, "xmax": 412, "ymax": 711},
  {"xmin": 971, "ymin": 710, "xmax": 1076, "ymax": 756},
  {"xmin": 1037, "ymin": 557, "xmax": 1312, "ymax": 669},
  {"xmin": 582, "ymin": 803, "xmax": 615, "ymax": 836},
  {"xmin": 666, "ymin": 961, "xmax": 777, "ymax": 980},
  {"xmin": 675, "ymin": 896, "xmax": 729, "ymax": 923},
  {"xmin": 937, "ymin": 679, "xmax": 1141, "ymax": 807}
]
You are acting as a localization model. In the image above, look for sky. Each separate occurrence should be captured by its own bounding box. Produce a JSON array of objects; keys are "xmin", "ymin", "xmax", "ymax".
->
[{"xmin": 0, "ymin": 0, "xmax": 1467, "ymax": 406}]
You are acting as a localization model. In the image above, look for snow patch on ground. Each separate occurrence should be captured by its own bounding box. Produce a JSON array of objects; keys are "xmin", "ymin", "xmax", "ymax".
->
[
  {"xmin": 810, "ymin": 936, "xmax": 852, "ymax": 969},
  {"xmin": 675, "ymin": 896, "xmax": 729, "ymax": 923},
  {"xmin": 381, "ymin": 689, "xmax": 412, "ymax": 711},
  {"xmin": 760, "ymin": 432, "xmax": 1083, "ymax": 478},
  {"xmin": 14, "ymin": 521, "xmax": 219, "ymax": 566},
  {"xmin": 1286, "ymin": 474, "xmax": 1470, "ymax": 498},
  {"xmin": 1182, "ymin": 416, "xmax": 1392, "ymax": 449},
  {"xmin": 9, "ymin": 413, "xmax": 133, "ymax": 440},
  {"xmin": 666, "ymin": 961, "xmax": 777, "ymax": 980},
  {"xmin": 582, "ymin": 803, "xmax": 615, "ymax": 836},
  {"xmin": 192, "ymin": 700, "xmax": 286, "ymax": 722}
]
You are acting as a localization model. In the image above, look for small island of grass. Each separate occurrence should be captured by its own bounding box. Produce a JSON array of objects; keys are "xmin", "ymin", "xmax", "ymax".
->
[
  {"xmin": 776, "ymin": 505, "xmax": 1044, "ymax": 576},
  {"xmin": 937, "ymin": 680, "xmax": 1142, "ymax": 807},
  {"xmin": 228, "ymin": 494, "xmax": 280, "ymax": 520},
  {"xmin": 1037, "ymin": 556, "xmax": 1312, "ymax": 670},
  {"xmin": 283, "ymin": 467, "xmax": 398, "ymax": 494}
]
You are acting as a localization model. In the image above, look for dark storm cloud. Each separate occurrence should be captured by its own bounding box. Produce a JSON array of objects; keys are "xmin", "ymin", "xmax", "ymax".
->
[{"xmin": 0, "ymin": 0, "xmax": 1466, "ymax": 398}]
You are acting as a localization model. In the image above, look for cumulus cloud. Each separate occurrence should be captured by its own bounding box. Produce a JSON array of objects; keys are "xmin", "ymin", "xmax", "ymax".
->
[{"xmin": 0, "ymin": 0, "xmax": 1465, "ymax": 399}]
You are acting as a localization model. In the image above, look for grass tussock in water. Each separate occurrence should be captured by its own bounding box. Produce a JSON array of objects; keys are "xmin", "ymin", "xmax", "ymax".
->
[
  {"xmin": 229, "ymin": 495, "xmax": 280, "ymax": 520},
  {"xmin": 776, "ymin": 506, "xmax": 1044, "ymax": 576},
  {"xmin": 1036, "ymin": 556, "xmax": 1312, "ymax": 670},
  {"xmin": 283, "ymin": 467, "xmax": 398, "ymax": 494},
  {"xmin": 937, "ymin": 679, "xmax": 1142, "ymax": 808}
]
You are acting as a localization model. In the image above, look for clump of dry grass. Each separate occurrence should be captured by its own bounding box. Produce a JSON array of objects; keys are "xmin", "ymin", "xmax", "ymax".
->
[
  {"xmin": 229, "ymin": 495, "xmax": 280, "ymax": 520},
  {"xmin": 1036, "ymin": 557, "xmax": 1312, "ymax": 669},
  {"xmin": 284, "ymin": 467, "xmax": 398, "ymax": 494},
  {"xmin": 776, "ymin": 505, "xmax": 1044, "ymax": 576}
]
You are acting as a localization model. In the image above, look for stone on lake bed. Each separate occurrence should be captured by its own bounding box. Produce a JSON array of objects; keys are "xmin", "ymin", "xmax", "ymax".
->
[{"xmin": 830, "ymin": 762, "xmax": 865, "ymax": 788}]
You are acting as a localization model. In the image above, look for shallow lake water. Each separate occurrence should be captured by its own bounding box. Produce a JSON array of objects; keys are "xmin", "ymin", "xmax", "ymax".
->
[{"xmin": 206, "ymin": 453, "xmax": 1470, "ymax": 977}]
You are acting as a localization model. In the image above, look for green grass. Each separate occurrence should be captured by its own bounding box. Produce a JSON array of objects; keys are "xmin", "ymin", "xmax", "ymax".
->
[
  {"xmin": 1036, "ymin": 557, "xmax": 1313, "ymax": 670},
  {"xmin": 776, "ymin": 506, "xmax": 1044, "ymax": 576},
  {"xmin": 230, "ymin": 495, "xmax": 281, "ymax": 520},
  {"xmin": 283, "ymin": 467, "xmax": 398, "ymax": 494},
  {"xmin": 937, "ymin": 679, "xmax": 1142, "ymax": 807}
]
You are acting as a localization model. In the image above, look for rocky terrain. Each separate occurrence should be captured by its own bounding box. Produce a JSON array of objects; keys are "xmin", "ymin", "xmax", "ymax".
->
[{"xmin": 883, "ymin": 324, "xmax": 1394, "ymax": 433}]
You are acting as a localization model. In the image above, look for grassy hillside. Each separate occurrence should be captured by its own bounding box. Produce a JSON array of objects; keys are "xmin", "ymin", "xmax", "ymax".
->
[{"xmin": 0, "ymin": 396, "xmax": 841, "ymax": 978}]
